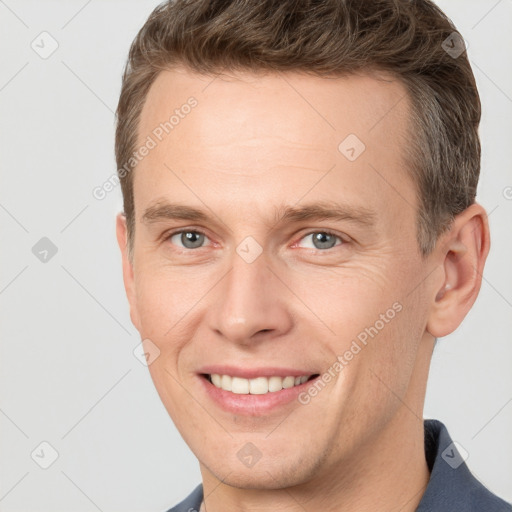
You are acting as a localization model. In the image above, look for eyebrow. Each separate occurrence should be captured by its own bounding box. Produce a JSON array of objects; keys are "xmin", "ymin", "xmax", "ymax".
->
[
  {"xmin": 142, "ymin": 202, "xmax": 210, "ymax": 224},
  {"xmin": 272, "ymin": 201, "xmax": 377, "ymax": 229},
  {"xmin": 141, "ymin": 200, "xmax": 377, "ymax": 230}
]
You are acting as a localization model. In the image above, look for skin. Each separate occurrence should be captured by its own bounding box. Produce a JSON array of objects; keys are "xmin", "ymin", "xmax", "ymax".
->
[{"xmin": 116, "ymin": 67, "xmax": 490, "ymax": 511}]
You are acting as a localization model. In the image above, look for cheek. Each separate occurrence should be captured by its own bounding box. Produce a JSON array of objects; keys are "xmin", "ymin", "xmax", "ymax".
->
[
  {"xmin": 292, "ymin": 260, "xmax": 422, "ymax": 395},
  {"xmin": 325, "ymin": 300, "xmax": 423, "ymax": 448},
  {"xmin": 287, "ymin": 263, "xmax": 396, "ymax": 341},
  {"xmin": 343, "ymin": 277, "xmax": 427, "ymax": 410},
  {"xmin": 133, "ymin": 265, "xmax": 205, "ymax": 341}
]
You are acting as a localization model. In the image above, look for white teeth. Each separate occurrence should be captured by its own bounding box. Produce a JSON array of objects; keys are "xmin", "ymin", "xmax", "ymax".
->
[
  {"xmin": 282, "ymin": 376, "xmax": 295, "ymax": 389},
  {"xmin": 209, "ymin": 374, "xmax": 313, "ymax": 394},
  {"xmin": 221, "ymin": 374, "xmax": 232, "ymax": 391},
  {"xmin": 249, "ymin": 377, "xmax": 268, "ymax": 394},
  {"xmin": 268, "ymin": 376, "xmax": 283, "ymax": 392},
  {"xmin": 231, "ymin": 377, "xmax": 249, "ymax": 394},
  {"xmin": 211, "ymin": 374, "xmax": 222, "ymax": 387}
]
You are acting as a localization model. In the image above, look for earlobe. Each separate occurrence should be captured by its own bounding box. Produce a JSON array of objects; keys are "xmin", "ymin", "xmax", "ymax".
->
[{"xmin": 426, "ymin": 203, "xmax": 490, "ymax": 338}]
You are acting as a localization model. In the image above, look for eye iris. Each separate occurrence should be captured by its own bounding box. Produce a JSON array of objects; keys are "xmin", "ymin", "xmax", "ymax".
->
[
  {"xmin": 313, "ymin": 232, "xmax": 337, "ymax": 250},
  {"xmin": 181, "ymin": 231, "xmax": 204, "ymax": 249}
]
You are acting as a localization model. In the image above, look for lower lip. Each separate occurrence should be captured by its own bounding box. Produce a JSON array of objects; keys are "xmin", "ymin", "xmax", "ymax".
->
[{"xmin": 198, "ymin": 375, "xmax": 319, "ymax": 415}]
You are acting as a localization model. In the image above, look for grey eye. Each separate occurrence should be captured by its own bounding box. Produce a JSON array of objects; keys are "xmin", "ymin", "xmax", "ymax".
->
[
  {"xmin": 170, "ymin": 231, "xmax": 207, "ymax": 249},
  {"xmin": 299, "ymin": 232, "xmax": 342, "ymax": 250}
]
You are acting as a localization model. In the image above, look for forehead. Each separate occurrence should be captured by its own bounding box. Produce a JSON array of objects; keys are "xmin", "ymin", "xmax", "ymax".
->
[
  {"xmin": 139, "ymin": 67, "xmax": 411, "ymax": 152},
  {"xmin": 134, "ymin": 67, "xmax": 417, "ymax": 232}
]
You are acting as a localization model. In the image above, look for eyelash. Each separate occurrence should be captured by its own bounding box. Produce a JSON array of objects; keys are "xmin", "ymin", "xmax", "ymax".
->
[{"xmin": 164, "ymin": 228, "xmax": 345, "ymax": 251}]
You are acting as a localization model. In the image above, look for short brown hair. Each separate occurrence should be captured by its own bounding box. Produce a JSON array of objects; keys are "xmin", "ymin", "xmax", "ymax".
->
[{"xmin": 115, "ymin": 0, "xmax": 481, "ymax": 257}]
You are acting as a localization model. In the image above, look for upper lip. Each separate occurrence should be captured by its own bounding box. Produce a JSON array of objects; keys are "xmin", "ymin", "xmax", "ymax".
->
[{"xmin": 198, "ymin": 365, "xmax": 319, "ymax": 379}]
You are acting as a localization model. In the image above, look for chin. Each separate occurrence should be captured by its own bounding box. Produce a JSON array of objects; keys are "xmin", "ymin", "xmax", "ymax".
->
[
  {"xmin": 201, "ymin": 453, "xmax": 320, "ymax": 490},
  {"xmin": 211, "ymin": 471, "xmax": 299, "ymax": 491}
]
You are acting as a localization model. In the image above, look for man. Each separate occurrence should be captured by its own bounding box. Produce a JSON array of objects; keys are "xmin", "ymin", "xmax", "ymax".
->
[{"xmin": 114, "ymin": 0, "xmax": 511, "ymax": 510}]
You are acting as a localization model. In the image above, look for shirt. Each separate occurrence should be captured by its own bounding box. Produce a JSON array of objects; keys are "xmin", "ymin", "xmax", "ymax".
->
[{"xmin": 165, "ymin": 419, "xmax": 511, "ymax": 511}]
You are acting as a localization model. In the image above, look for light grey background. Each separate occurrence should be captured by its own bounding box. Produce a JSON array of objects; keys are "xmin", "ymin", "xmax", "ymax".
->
[{"xmin": 0, "ymin": 1, "xmax": 511, "ymax": 510}]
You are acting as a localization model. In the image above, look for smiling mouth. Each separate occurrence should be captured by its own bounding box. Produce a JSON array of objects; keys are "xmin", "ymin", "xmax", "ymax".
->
[{"xmin": 201, "ymin": 373, "xmax": 319, "ymax": 395}]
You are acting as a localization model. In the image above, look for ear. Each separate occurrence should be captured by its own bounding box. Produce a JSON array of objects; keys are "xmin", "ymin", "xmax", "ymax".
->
[
  {"xmin": 426, "ymin": 203, "xmax": 490, "ymax": 338},
  {"xmin": 116, "ymin": 212, "xmax": 141, "ymax": 331}
]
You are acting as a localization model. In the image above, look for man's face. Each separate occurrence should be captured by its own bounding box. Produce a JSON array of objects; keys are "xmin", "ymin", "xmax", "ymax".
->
[{"xmin": 119, "ymin": 68, "xmax": 436, "ymax": 488}]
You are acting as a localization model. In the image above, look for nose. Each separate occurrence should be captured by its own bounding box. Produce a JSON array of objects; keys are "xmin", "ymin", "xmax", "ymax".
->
[{"xmin": 208, "ymin": 251, "xmax": 294, "ymax": 346}]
